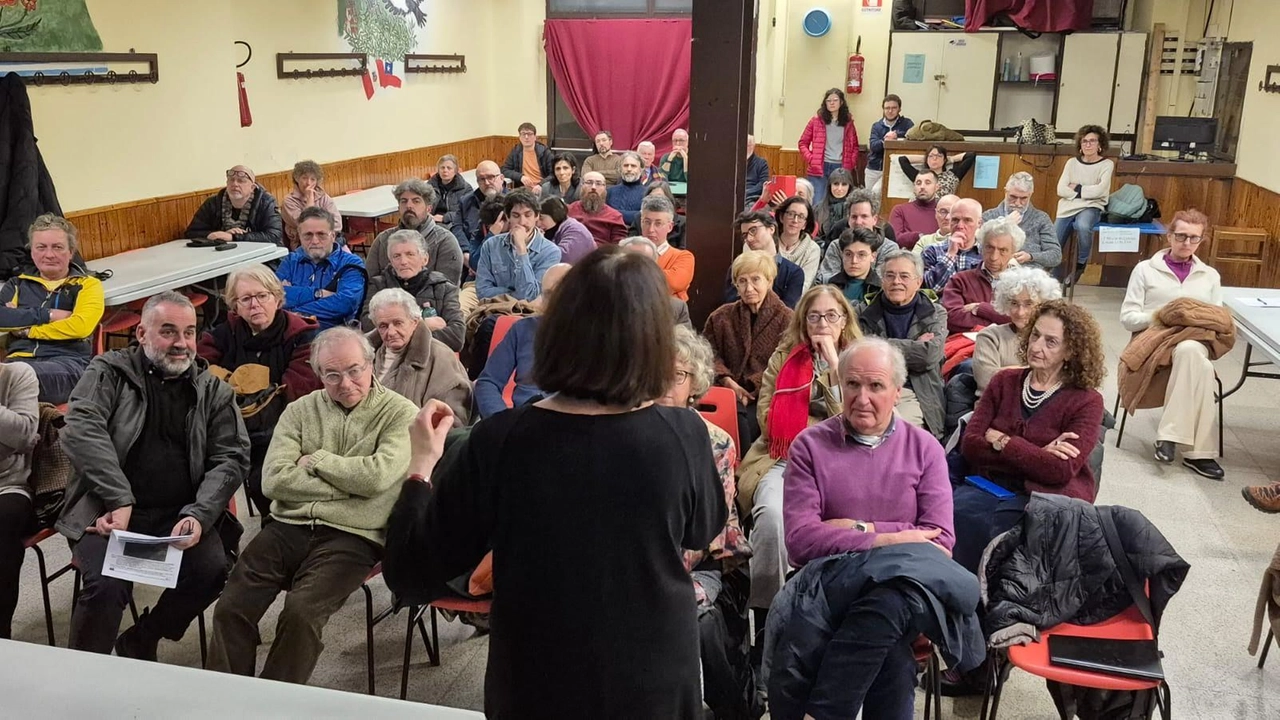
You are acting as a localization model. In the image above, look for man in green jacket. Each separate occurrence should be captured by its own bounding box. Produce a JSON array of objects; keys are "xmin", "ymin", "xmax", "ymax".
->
[
  {"xmin": 207, "ymin": 326, "xmax": 418, "ymax": 685},
  {"xmin": 58, "ymin": 291, "xmax": 250, "ymax": 659}
]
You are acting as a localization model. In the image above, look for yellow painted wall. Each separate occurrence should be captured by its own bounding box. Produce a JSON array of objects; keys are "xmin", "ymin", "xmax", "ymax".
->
[
  {"xmin": 754, "ymin": 0, "xmax": 892, "ymax": 150},
  {"xmin": 31, "ymin": 0, "xmax": 527, "ymax": 213},
  {"xmin": 1226, "ymin": 0, "xmax": 1276, "ymax": 191}
]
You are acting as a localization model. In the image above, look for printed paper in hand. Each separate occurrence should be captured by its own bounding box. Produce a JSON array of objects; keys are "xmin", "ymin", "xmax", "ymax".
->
[
  {"xmin": 886, "ymin": 155, "xmax": 915, "ymax": 199},
  {"xmin": 103, "ymin": 530, "xmax": 185, "ymax": 589},
  {"xmin": 1097, "ymin": 225, "xmax": 1141, "ymax": 253}
]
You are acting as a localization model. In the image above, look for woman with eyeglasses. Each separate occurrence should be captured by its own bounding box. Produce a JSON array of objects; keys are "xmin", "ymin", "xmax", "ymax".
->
[
  {"xmin": 198, "ymin": 264, "xmax": 321, "ymax": 516},
  {"xmin": 1055, "ymin": 125, "xmax": 1115, "ymax": 285},
  {"xmin": 774, "ymin": 197, "xmax": 823, "ymax": 291},
  {"xmin": 1119, "ymin": 208, "xmax": 1226, "ymax": 480},
  {"xmin": 737, "ymin": 285, "xmax": 861, "ymax": 618},
  {"xmin": 897, "ymin": 144, "xmax": 973, "ymax": 198}
]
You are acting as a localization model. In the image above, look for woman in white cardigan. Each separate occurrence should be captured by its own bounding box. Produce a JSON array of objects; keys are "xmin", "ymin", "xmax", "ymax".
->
[
  {"xmin": 1055, "ymin": 125, "xmax": 1115, "ymax": 284},
  {"xmin": 1119, "ymin": 209, "xmax": 1224, "ymax": 479}
]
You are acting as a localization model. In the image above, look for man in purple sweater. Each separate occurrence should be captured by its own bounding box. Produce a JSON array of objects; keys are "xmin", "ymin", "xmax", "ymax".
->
[
  {"xmin": 940, "ymin": 217, "xmax": 1020, "ymax": 335},
  {"xmin": 889, "ymin": 169, "xmax": 940, "ymax": 251},
  {"xmin": 781, "ymin": 337, "xmax": 954, "ymax": 716}
]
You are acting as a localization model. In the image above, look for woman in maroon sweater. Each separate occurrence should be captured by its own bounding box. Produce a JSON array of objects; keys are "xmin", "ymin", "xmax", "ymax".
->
[{"xmin": 955, "ymin": 299, "xmax": 1105, "ymax": 573}]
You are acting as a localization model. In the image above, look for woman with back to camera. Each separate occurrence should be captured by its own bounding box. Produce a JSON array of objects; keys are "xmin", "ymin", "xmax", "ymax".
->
[
  {"xmin": 383, "ymin": 246, "xmax": 726, "ymax": 718},
  {"xmin": 797, "ymin": 88, "xmax": 860, "ymax": 199},
  {"xmin": 1055, "ymin": 124, "xmax": 1115, "ymax": 285}
]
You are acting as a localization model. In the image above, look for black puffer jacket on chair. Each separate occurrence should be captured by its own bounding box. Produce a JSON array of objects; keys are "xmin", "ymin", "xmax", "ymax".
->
[{"xmin": 980, "ymin": 493, "xmax": 1189, "ymax": 648}]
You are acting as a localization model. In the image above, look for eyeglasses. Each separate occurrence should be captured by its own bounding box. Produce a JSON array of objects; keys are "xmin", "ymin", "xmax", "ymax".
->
[
  {"xmin": 882, "ymin": 271, "xmax": 917, "ymax": 282},
  {"xmin": 673, "ymin": 369, "xmax": 692, "ymax": 386},
  {"xmin": 235, "ymin": 291, "xmax": 273, "ymax": 308},
  {"xmin": 300, "ymin": 231, "xmax": 333, "ymax": 241},
  {"xmin": 806, "ymin": 311, "xmax": 845, "ymax": 326},
  {"xmin": 320, "ymin": 363, "xmax": 369, "ymax": 386},
  {"xmin": 782, "ymin": 211, "xmax": 807, "ymax": 221},
  {"xmin": 842, "ymin": 250, "xmax": 872, "ymax": 261},
  {"xmin": 226, "ymin": 171, "xmax": 252, "ymax": 182},
  {"xmin": 477, "ymin": 173, "xmax": 502, "ymax": 183},
  {"xmin": 1171, "ymin": 232, "xmax": 1203, "ymax": 245},
  {"xmin": 518, "ymin": 131, "xmax": 536, "ymax": 137},
  {"xmin": 1080, "ymin": 138, "xmax": 1100, "ymax": 146},
  {"xmin": 581, "ymin": 179, "xmax": 606, "ymax": 187},
  {"xmin": 739, "ymin": 225, "xmax": 765, "ymax": 239}
]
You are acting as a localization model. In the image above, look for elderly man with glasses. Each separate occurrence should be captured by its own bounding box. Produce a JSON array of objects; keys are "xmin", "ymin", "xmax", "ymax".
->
[
  {"xmin": 208, "ymin": 326, "xmax": 417, "ymax": 685},
  {"xmin": 185, "ymin": 165, "xmax": 284, "ymax": 246},
  {"xmin": 981, "ymin": 171, "xmax": 1061, "ymax": 270},
  {"xmin": 275, "ymin": 207, "xmax": 367, "ymax": 329},
  {"xmin": 454, "ymin": 160, "xmax": 508, "ymax": 267}
]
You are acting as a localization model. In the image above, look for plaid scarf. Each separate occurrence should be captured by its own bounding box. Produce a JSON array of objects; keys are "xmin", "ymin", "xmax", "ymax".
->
[{"xmin": 220, "ymin": 188, "xmax": 255, "ymax": 231}]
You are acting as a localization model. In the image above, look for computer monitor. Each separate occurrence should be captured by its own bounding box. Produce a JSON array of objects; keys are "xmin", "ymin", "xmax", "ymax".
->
[{"xmin": 1153, "ymin": 116, "xmax": 1217, "ymax": 158}]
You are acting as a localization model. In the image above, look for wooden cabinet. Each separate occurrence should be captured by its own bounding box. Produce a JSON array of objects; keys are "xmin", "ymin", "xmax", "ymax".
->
[
  {"xmin": 886, "ymin": 32, "xmax": 999, "ymax": 132},
  {"xmin": 1057, "ymin": 34, "xmax": 1121, "ymax": 132},
  {"xmin": 887, "ymin": 30, "xmax": 1147, "ymax": 137}
]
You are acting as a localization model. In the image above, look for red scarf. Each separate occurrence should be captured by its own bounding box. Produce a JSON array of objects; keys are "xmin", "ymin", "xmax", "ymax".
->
[{"xmin": 766, "ymin": 344, "xmax": 816, "ymax": 460}]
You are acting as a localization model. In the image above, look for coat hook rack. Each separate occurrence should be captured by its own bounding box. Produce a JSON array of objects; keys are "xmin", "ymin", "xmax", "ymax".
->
[
  {"xmin": 276, "ymin": 52, "xmax": 367, "ymax": 80},
  {"xmin": 5, "ymin": 50, "xmax": 158, "ymax": 86},
  {"xmin": 404, "ymin": 54, "xmax": 467, "ymax": 74},
  {"xmin": 1260, "ymin": 65, "xmax": 1280, "ymax": 94}
]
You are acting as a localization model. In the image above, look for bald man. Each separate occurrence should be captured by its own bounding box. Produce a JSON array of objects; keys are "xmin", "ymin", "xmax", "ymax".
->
[
  {"xmin": 913, "ymin": 194, "xmax": 959, "ymax": 257},
  {"xmin": 745, "ymin": 134, "xmax": 770, "ymax": 203},
  {"xmin": 659, "ymin": 129, "xmax": 690, "ymax": 183},
  {"xmin": 453, "ymin": 159, "xmax": 506, "ymax": 260},
  {"xmin": 474, "ymin": 263, "xmax": 572, "ymax": 418},
  {"xmin": 185, "ymin": 165, "xmax": 284, "ymax": 245},
  {"xmin": 921, "ymin": 198, "xmax": 983, "ymax": 291}
]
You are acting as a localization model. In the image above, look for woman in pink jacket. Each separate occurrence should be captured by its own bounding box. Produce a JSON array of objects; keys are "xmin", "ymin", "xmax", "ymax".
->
[{"xmin": 797, "ymin": 88, "xmax": 860, "ymax": 201}]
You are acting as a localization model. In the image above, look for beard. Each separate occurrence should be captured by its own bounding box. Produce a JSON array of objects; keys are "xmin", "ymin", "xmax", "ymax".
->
[
  {"xmin": 581, "ymin": 193, "xmax": 605, "ymax": 213},
  {"xmin": 622, "ymin": 170, "xmax": 641, "ymax": 183},
  {"xmin": 482, "ymin": 186, "xmax": 500, "ymax": 200},
  {"xmin": 400, "ymin": 209, "xmax": 420, "ymax": 226},
  {"xmin": 145, "ymin": 344, "xmax": 194, "ymax": 377},
  {"xmin": 305, "ymin": 245, "xmax": 331, "ymax": 261}
]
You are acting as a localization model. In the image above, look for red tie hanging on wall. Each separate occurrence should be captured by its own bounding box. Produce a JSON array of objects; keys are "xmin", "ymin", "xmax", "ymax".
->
[
  {"xmin": 237, "ymin": 71, "xmax": 253, "ymax": 127},
  {"xmin": 235, "ymin": 41, "xmax": 253, "ymax": 128}
]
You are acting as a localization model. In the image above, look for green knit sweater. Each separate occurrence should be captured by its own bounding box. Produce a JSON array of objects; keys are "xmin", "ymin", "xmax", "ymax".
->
[{"xmin": 262, "ymin": 380, "xmax": 418, "ymax": 545}]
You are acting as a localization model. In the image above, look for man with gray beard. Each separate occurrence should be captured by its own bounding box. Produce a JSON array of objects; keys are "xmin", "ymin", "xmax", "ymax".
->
[
  {"xmin": 453, "ymin": 159, "xmax": 507, "ymax": 259},
  {"xmin": 568, "ymin": 171, "xmax": 628, "ymax": 245},
  {"xmin": 606, "ymin": 152, "xmax": 648, "ymax": 225},
  {"xmin": 57, "ymin": 291, "xmax": 250, "ymax": 660}
]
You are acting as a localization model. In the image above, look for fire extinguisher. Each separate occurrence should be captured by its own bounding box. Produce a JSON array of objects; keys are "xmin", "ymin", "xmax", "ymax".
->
[{"xmin": 847, "ymin": 36, "xmax": 864, "ymax": 95}]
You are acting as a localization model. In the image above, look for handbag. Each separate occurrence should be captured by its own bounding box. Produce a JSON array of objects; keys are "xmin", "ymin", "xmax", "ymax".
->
[{"xmin": 1014, "ymin": 118, "xmax": 1056, "ymax": 146}]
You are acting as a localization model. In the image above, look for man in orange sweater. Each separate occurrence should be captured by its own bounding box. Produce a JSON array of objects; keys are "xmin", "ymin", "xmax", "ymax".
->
[{"xmin": 639, "ymin": 195, "xmax": 694, "ymax": 300}]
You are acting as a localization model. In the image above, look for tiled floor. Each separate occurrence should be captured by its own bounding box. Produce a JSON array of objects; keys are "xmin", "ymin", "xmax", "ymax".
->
[{"xmin": 6, "ymin": 285, "xmax": 1279, "ymax": 718}]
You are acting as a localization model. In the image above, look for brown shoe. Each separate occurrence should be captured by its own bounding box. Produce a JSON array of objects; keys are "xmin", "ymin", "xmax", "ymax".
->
[{"xmin": 1242, "ymin": 482, "xmax": 1280, "ymax": 514}]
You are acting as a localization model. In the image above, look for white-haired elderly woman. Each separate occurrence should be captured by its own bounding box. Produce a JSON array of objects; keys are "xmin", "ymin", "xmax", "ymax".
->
[
  {"xmin": 940, "ymin": 217, "xmax": 1023, "ymax": 335},
  {"xmin": 360, "ymin": 229, "xmax": 464, "ymax": 352},
  {"xmin": 972, "ymin": 266, "xmax": 1062, "ymax": 394},
  {"xmin": 198, "ymin": 263, "xmax": 322, "ymax": 516},
  {"xmin": 365, "ymin": 288, "xmax": 472, "ymax": 423},
  {"xmin": 659, "ymin": 326, "xmax": 754, "ymax": 719},
  {"xmin": 366, "ymin": 178, "xmax": 464, "ymax": 285}
]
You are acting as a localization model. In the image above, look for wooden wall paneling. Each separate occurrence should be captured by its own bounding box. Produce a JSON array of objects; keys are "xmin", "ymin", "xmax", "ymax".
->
[
  {"xmin": 1205, "ymin": 227, "xmax": 1270, "ymax": 288},
  {"xmin": 66, "ymin": 135, "xmax": 521, "ymax": 261}
]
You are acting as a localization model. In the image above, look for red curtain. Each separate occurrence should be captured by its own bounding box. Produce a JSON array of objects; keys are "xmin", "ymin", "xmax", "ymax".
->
[
  {"xmin": 964, "ymin": 0, "xmax": 1094, "ymax": 33},
  {"xmin": 543, "ymin": 19, "xmax": 691, "ymax": 154}
]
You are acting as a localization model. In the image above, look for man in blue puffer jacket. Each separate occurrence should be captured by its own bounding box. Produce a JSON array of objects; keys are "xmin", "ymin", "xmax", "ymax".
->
[{"xmin": 275, "ymin": 207, "xmax": 366, "ymax": 329}]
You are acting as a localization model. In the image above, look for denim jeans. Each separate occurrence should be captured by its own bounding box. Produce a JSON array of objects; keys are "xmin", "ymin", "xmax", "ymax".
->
[
  {"xmin": 8, "ymin": 355, "xmax": 89, "ymax": 404},
  {"xmin": 951, "ymin": 484, "xmax": 1031, "ymax": 574},
  {"xmin": 808, "ymin": 161, "xmax": 844, "ymax": 202},
  {"xmin": 1055, "ymin": 207, "xmax": 1101, "ymax": 267}
]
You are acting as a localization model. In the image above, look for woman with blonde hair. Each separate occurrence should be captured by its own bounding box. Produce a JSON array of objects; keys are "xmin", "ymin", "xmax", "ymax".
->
[
  {"xmin": 198, "ymin": 264, "xmax": 321, "ymax": 515},
  {"xmin": 737, "ymin": 285, "xmax": 861, "ymax": 616}
]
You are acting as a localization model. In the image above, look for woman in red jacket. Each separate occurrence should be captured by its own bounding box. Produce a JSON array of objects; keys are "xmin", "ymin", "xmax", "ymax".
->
[
  {"xmin": 955, "ymin": 299, "xmax": 1105, "ymax": 574},
  {"xmin": 797, "ymin": 88, "xmax": 860, "ymax": 201}
]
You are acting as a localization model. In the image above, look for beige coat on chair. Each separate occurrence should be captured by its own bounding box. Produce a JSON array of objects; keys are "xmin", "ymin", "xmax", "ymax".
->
[{"xmin": 368, "ymin": 321, "xmax": 473, "ymax": 424}]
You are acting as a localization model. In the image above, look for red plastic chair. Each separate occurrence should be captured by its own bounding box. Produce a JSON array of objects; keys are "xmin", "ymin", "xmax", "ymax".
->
[
  {"xmin": 23, "ymin": 527, "xmax": 74, "ymax": 646},
  {"xmin": 92, "ymin": 309, "xmax": 142, "ymax": 355},
  {"xmin": 980, "ymin": 603, "xmax": 1171, "ymax": 719},
  {"xmin": 488, "ymin": 315, "xmax": 520, "ymax": 408},
  {"xmin": 697, "ymin": 386, "xmax": 741, "ymax": 451}
]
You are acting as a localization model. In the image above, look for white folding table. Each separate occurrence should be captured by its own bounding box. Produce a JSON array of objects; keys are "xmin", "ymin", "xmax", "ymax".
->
[
  {"xmin": 0, "ymin": 639, "xmax": 484, "ymax": 720},
  {"xmin": 86, "ymin": 239, "xmax": 288, "ymax": 306},
  {"xmin": 334, "ymin": 184, "xmax": 399, "ymax": 218},
  {"xmin": 1220, "ymin": 287, "xmax": 1280, "ymax": 399}
]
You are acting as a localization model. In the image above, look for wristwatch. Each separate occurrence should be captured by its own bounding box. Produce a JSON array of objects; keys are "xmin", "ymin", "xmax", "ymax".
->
[
  {"xmin": 407, "ymin": 473, "xmax": 431, "ymax": 489},
  {"xmin": 313, "ymin": 289, "xmax": 324, "ymax": 300},
  {"xmin": 852, "ymin": 521, "xmax": 870, "ymax": 533}
]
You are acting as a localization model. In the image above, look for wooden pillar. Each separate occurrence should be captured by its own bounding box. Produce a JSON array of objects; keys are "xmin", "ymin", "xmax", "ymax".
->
[{"xmin": 685, "ymin": 0, "xmax": 755, "ymax": 326}]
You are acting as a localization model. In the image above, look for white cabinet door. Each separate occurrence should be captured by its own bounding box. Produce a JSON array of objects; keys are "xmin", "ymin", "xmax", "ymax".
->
[
  {"xmin": 1056, "ymin": 33, "xmax": 1120, "ymax": 132},
  {"xmin": 1109, "ymin": 32, "xmax": 1148, "ymax": 135},
  {"xmin": 887, "ymin": 33, "xmax": 943, "ymax": 121},
  {"xmin": 936, "ymin": 33, "xmax": 999, "ymax": 131}
]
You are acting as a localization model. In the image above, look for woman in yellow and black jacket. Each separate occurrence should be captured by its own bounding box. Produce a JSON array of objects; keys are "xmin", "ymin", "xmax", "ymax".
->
[{"xmin": 0, "ymin": 215, "xmax": 104, "ymax": 404}]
